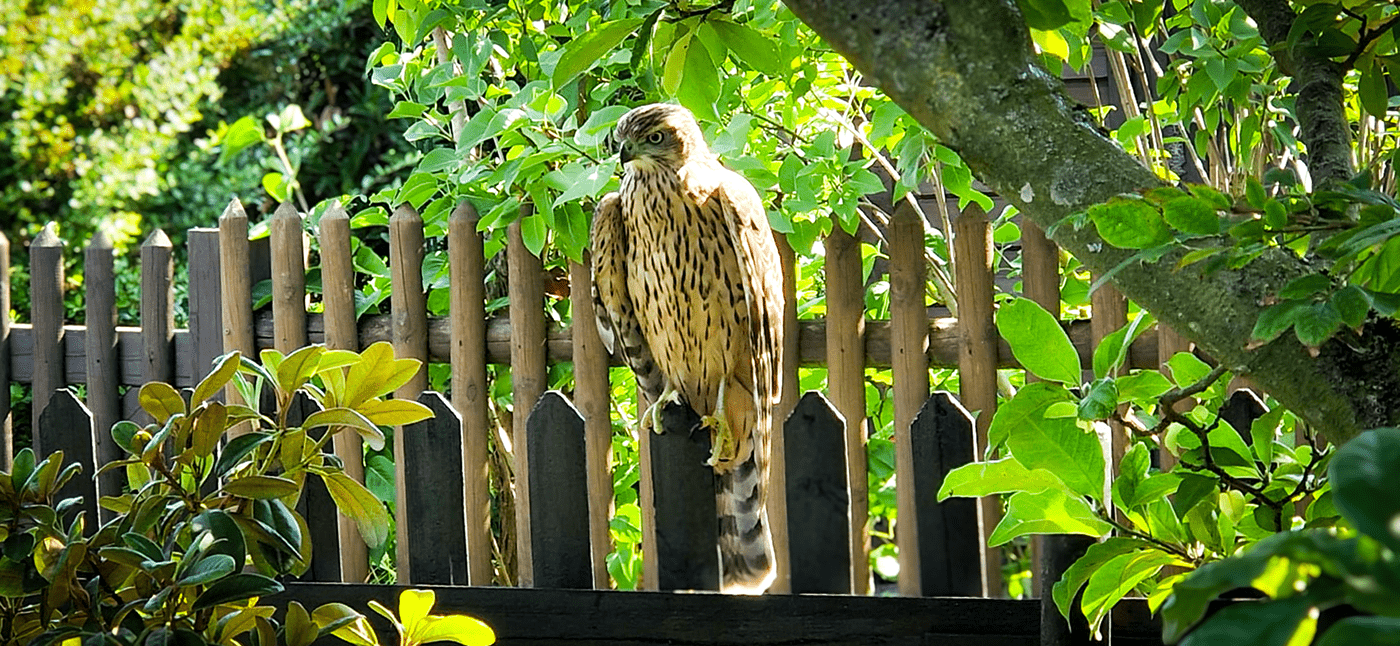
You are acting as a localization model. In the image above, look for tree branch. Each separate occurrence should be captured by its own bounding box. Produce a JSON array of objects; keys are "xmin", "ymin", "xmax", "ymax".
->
[{"xmin": 781, "ymin": 0, "xmax": 1394, "ymax": 444}]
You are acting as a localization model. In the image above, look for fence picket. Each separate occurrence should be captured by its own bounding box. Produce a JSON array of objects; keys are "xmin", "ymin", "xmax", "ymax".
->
[
  {"xmin": 404, "ymin": 392, "xmax": 470, "ymax": 585},
  {"xmin": 650, "ymin": 400, "xmax": 719, "ymax": 591},
  {"xmin": 141, "ymin": 230, "xmax": 175, "ymax": 392},
  {"xmin": 270, "ymin": 203, "xmax": 308, "ymax": 352},
  {"xmin": 316, "ymin": 200, "xmax": 368, "ymax": 583},
  {"xmin": 85, "ymin": 230, "xmax": 121, "ymax": 512},
  {"xmin": 38, "ymin": 389, "xmax": 97, "ymax": 528},
  {"xmin": 0, "ymin": 233, "xmax": 10, "ymax": 469},
  {"xmin": 952, "ymin": 203, "xmax": 1000, "ymax": 596},
  {"xmin": 448, "ymin": 201, "xmax": 494, "ymax": 586},
  {"xmin": 569, "ymin": 254, "xmax": 613, "ymax": 590},
  {"xmin": 783, "ymin": 392, "xmax": 850, "ymax": 594},
  {"xmin": 30, "ymin": 224, "xmax": 65, "ymax": 436},
  {"xmin": 910, "ymin": 392, "xmax": 980, "ymax": 596},
  {"xmin": 824, "ymin": 225, "xmax": 868, "ymax": 594},
  {"xmin": 389, "ymin": 204, "xmax": 429, "ymax": 582},
  {"xmin": 890, "ymin": 202, "xmax": 930, "ymax": 596},
  {"xmin": 187, "ymin": 229, "xmax": 223, "ymax": 385},
  {"xmin": 525, "ymin": 391, "xmax": 592, "ymax": 589},
  {"xmin": 508, "ymin": 206, "xmax": 547, "ymax": 586},
  {"xmin": 769, "ymin": 232, "xmax": 799, "ymax": 594},
  {"xmin": 219, "ymin": 199, "xmax": 255, "ymax": 427}
]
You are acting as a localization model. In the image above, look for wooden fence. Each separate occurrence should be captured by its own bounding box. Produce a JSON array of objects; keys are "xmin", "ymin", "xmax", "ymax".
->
[{"xmin": 0, "ymin": 186, "xmax": 1209, "ymax": 644}]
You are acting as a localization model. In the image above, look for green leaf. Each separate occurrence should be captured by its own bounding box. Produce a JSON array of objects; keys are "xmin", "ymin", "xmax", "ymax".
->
[
  {"xmin": 1160, "ymin": 531, "xmax": 1293, "ymax": 642},
  {"xmin": 218, "ymin": 116, "xmax": 265, "ymax": 165},
  {"xmin": 996, "ymin": 297, "xmax": 1081, "ymax": 384},
  {"xmin": 987, "ymin": 489, "xmax": 1113, "ymax": 545},
  {"xmin": 662, "ymin": 30, "xmax": 691, "ymax": 96},
  {"xmin": 411, "ymin": 615, "xmax": 497, "ymax": 646},
  {"xmin": 191, "ymin": 573, "xmax": 284, "ymax": 610},
  {"xmin": 263, "ymin": 172, "xmax": 293, "ymax": 203},
  {"xmin": 1316, "ymin": 617, "xmax": 1400, "ymax": 646},
  {"xmin": 710, "ymin": 19, "xmax": 783, "ymax": 76},
  {"xmin": 1088, "ymin": 197, "xmax": 1171, "ymax": 249},
  {"xmin": 176, "ymin": 554, "xmax": 236, "ymax": 587},
  {"xmin": 993, "ymin": 383, "xmax": 1107, "ymax": 502},
  {"xmin": 1114, "ymin": 370, "xmax": 1173, "ymax": 403},
  {"xmin": 1331, "ymin": 285, "xmax": 1369, "ymax": 330},
  {"xmin": 1250, "ymin": 299, "xmax": 1308, "ymax": 345},
  {"xmin": 1179, "ymin": 596, "xmax": 1316, "ymax": 646},
  {"xmin": 552, "ymin": 18, "xmax": 645, "ymax": 88},
  {"xmin": 1092, "ymin": 310, "xmax": 1154, "ymax": 379},
  {"xmin": 1330, "ymin": 427, "xmax": 1400, "ymax": 553},
  {"xmin": 139, "ymin": 382, "xmax": 186, "ymax": 424},
  {"xmin": 193, "ymin": 352, "xmax": 241, "ymax": 406},
  {"xmin": 302, "ymin": 408, "xmax": 386, "ymax": 452},
  {"xmin": 223, "ymin": 475, "xmax": 301, "ymax": 500},
  {"xmin": 323, "ymin": 471, "xmax": 391, "ymax": 548},
  {"xmin": 1293, "ymin": 300, "xmax": 1342, "ymax": 348},
  {"xmin": 1081, "ymin": 549, "xmax": 1181, "ymax": 633},
  {"xmin": 1162, "ymin": 197, "xmax": 1221, "ymax": 236},
  {"xmin": 937, "ymin": 458, "xmax": 1069, "ymax": 500},
  {"xmin": 276, "ymin": 104, "xmax": 311, "ymax": 134},
  {"xmin": 1051, "ymin": 537, "xmax": 1153, "ymax": 620},
  {"xmin": 1278, "ymin": 273, "xmax": 1331, "ymax": 299},
  {"xmin": 1245, "ymin": 178, "xmax": 1267, "ymax": 209},
  {"xmin": 214, "ymin": 432, "xmax": 274, "ymax": 478},
  {"xmin": 520, "ymin": 212, "xmax": 547, "ymax": 257},
  {"xmin": 1360, "ymin": 61, "xmax": 1388, "ymax": 119},
  {"xmin": 676, "ymin": 30, "xmax": 719, "ymax": 122},
  {"xmin": 1076, "ymin": 378, "xmax": 1118, "ymax": 420},
  {"xmin": 1016, "ymin": 0, "xmax": 1076, "ymax": 30}
]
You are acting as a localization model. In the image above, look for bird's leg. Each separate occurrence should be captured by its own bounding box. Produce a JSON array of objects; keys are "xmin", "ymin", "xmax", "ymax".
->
[
  {"xmin": 639, "ymin": 386, "xmax": 682, "ymax": 435},
  {"xmin": 700, "ymin": 379, "xmax": 735, "ymax": 467}
]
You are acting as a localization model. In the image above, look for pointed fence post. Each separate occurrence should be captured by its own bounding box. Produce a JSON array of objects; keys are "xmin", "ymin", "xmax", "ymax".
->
[
  {"xmin": 448, "ymin": 201, "xmax": 494, "ymax": 586},
  {"xmin": 403, "ymin": 392, "xmax": 470, "ymax": 586},
  {"xmin": 141, "ymin": 230, "xmax": 175, "ymax": 412},
  {"xmin": 784, "ymin": 392, "xmax": 851, "ymax": 594},
  {"xmin": 219, "ymin": 200, "xmax": 255, "ymax": 433},
  {"xmin": 651, "ymin": 400, "xmax": 719, "ymax": 591},
  {"xmin": 1221, "ymin": 389, "xmax": 1267, "ymax": 442},
  {"xmin": 508, "ymin": 204, "xmax": 547, "ymax": 586},
  {"xmin": 389, "ymin": 204, "xmax": 429, "ymax": 582},
  {"xmin": 910, "ymin": 392, "xmax": 981, "ymax": 596},
  {"xmin": 30, "ymin": 224, "xmax": 65, "ymax": 438},
  {"xmin": 270, "ymin": 203, "xmax": 308, "ymax": 352},
  {"xmin": 318, "ymin": 201, "xmax": 367, "ymax": 583},
  {"xmin": 85, "ymin": 230, "xmax": 120, "ymax": 515},
  {"xmin": 824, "ymin": 225, "xmax": 869, "ymax": 594},
  {"xmin": 525, "ymin": 391, "xmax": 592, "ymax": 589},
  {"xmin": 39, "ymin": 390, "xmax": 97, "ymax": 529}
]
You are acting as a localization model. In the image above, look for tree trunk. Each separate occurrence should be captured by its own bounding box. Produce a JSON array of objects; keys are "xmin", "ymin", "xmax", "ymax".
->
[{"xmin": 782, "ymin": 0, "xmax": 1400, "ymax": 445}]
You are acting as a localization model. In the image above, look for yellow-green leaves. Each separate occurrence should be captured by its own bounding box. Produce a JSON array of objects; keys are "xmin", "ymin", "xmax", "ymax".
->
[
  {"xmin": 323, "ymin": 472, "xmax": 391, "ymax": 549},
  {"xmin": 1088, "ymin": 196, "xmax": 1171, "ymax": 249},
  {"xmin": 369, "ymin": 589, "xmax": 496, "ymax": 646}
]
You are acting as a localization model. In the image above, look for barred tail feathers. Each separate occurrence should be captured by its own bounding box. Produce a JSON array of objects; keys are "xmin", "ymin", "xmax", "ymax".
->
[{"xmin": 715, "ymin": 442, "xmax": 775, "ymax": 594}]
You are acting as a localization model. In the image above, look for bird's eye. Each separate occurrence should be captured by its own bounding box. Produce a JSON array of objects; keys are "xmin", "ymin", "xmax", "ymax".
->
[{"xmin": 647, "ymin": 132, "xmax": 664, "ymax": 144}]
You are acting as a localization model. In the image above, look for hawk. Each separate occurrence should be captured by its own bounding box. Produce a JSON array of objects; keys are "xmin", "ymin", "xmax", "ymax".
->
[{"xmin": 590, "ymin": 103, "xmax": 784, "ymax": 594}]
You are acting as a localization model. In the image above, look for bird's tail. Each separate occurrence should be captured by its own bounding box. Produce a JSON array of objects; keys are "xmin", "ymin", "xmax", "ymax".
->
[{"xmin": 715, "ymin": 449, "xmax": 775, "ymax": 594}]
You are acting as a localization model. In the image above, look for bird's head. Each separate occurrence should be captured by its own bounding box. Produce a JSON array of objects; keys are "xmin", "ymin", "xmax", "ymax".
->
[{"xmin": 613, "ymin": 103, "xmax": 710, "ymax": 171}]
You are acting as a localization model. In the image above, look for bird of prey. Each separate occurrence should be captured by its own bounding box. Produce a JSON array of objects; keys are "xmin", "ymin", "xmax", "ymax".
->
[{"xmin": 590, "ymin": 103, "xmax": 784, "ymax": 594}]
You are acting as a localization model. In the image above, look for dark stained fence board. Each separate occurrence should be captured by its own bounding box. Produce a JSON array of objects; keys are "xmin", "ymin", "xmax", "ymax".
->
[
  {"xmin": 911, "ymin": 392, "xmax": 982, "ymax": 597},
  {"xmin": 650, "ymin": 400, "xmax": 720, "ymax": 592},
  {"xmin": 84, "ymin": 232, "xmax": 121, "ymax": 515},
  {"xmin": 1041, "ymin": 534, "xmax": 1101, "ymax": 646},
  {"xmin": 30, "ymin": 225, "xmax": 66, "ymax": 437},
  {"xmin": 277, "ymin": 583, "xmax": 1073, "ymax": 646},
  {"xmin": 525, "ymin": 391, "xmax": 592, "ymax": 589},
  {"xmin": 186, "ymin": 229, "xmax": 224, "ymax": 384},
  {"xmin": 783, "ymin": 391, "xmax": 851, "ymax": 594},
  {"xmin": 38, "ymin": 390, "xmax": 97, "ymax": 529},
  {"xmin": 285, "ymin": 393, "xmax": 340, "ymax": 583},
  {"xmin": 402, "ymin": 392, "xmax": 470, "ymax": 586}
]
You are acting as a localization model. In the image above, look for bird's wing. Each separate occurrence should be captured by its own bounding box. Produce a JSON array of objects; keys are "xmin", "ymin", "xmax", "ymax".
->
[
  {"xmin": 715, "ymin": 170, "xmax": 785, "ymax": 414},
  {"xmin": 590, "ymin": 192, "xmax": 665, "ymax": 402}
]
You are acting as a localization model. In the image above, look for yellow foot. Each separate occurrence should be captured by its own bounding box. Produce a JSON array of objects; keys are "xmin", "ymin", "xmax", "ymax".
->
[
  {"xmin": 639, "ymin": 387, "xmax": 682, "ymax": 435},
  {"xmin": 700, "ymin": 412, "xmax": 736, "ymax": 467}
]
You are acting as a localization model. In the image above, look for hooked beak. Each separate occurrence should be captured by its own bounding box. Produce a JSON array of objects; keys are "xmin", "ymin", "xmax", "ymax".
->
[{"xmin": 619, "ymin": 141, "xmax": 633, "ymax": 165}]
